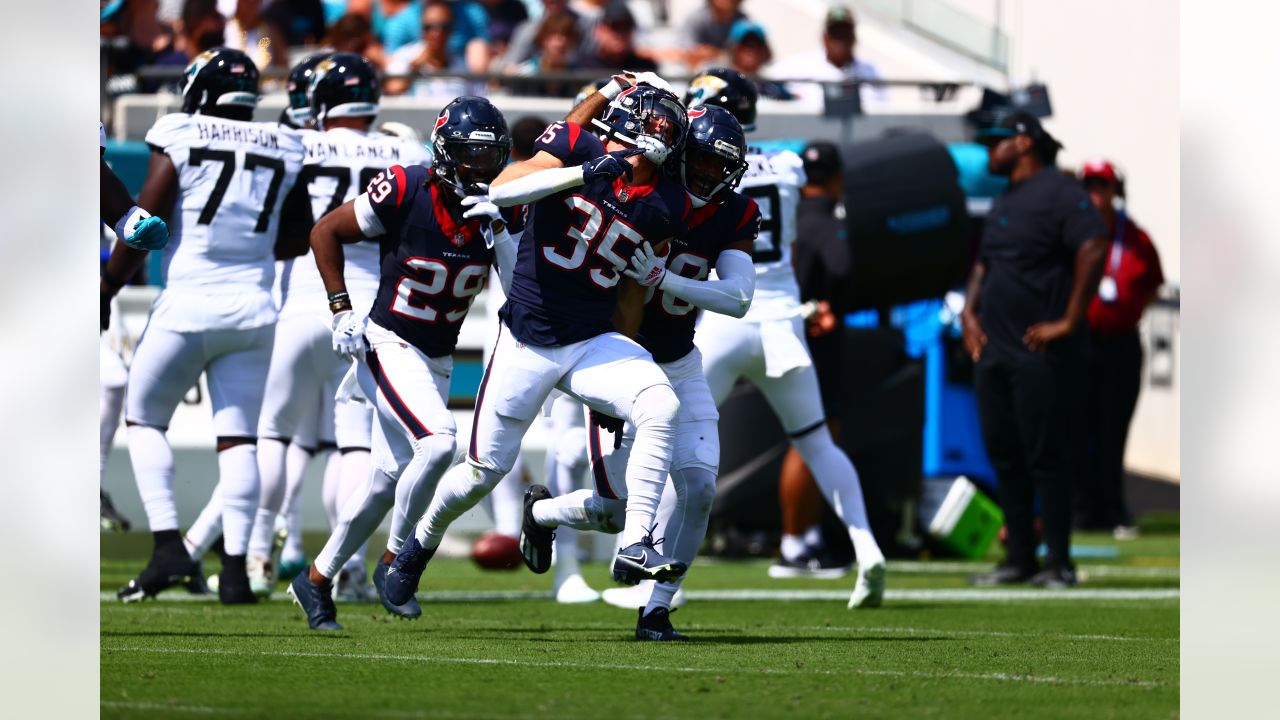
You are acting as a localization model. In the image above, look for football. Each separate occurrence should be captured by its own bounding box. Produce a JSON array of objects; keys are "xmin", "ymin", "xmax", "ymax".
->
[{"xmin": 470, "ymin": 532, "xmax": 522, "ymax": 570}]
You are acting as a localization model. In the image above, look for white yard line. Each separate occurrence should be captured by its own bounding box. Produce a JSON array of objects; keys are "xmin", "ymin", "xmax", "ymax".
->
[
  {"xmin": 106, "ymin": 645, "xmax": 1163, "ymax": 689},
  {"xmin": 100, "ymin": 587, "xmax": 1179, "ymax": 604},
  {"xmin": 100, "ymin": 700, "xmax": 224, "ymax": 714},
  {"xmin": 886, "ymin": 561, "xmax": 1180, "ymax": 579}
]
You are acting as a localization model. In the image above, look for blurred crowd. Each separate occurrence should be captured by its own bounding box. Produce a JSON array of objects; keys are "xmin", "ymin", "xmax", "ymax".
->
[{"xmin": 101, "ymin": 0, "xmax": 883, "ymax": 105}]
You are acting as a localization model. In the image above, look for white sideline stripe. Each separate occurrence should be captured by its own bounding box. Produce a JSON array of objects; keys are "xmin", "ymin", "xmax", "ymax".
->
[
  {"xmin": 108, "ymin": 645, "xmax": 1163, "ymax": 689},
  {"xmin": 791, "ymin": 626, "xmax": 1176, "ymax": 643},
  {"xmin": 887, "ymin": 562, "xmax": 1180, "ymax": 579},
  {"xmin": 100, "ymin": 587, "xmax": 1179, "ymax": 603},
  {"xmin": 101, "ymin": 700, "xmax": 222, "ymax": 714}
]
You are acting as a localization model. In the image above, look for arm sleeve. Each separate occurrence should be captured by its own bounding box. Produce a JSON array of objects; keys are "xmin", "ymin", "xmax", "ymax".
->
[
  {"xmin": 658, "ymin": 249, "xmax": 756, "ymax": 318},
  {"xmin": 489, "ymin": 165, "xmax": 585, "ymax": 206}
]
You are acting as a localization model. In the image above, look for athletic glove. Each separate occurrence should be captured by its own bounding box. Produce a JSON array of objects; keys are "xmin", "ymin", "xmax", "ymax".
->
[
  {"xmin": 582, "ymin": 148, "xmax": 642, "ymax": 185},
  {"xmin": 623, "ymin": 241, "xmax": 667, "ymax": 288},
  {"xmin": 625, "ymin": 71, "xmax": 675, "ymax": 95},
  {"xmin": 461, "ymin": 192, "xmax": 502, "ymax": 228},
  {"xmin": 331, "ymin": 310, "xmax": 367, "ymax": 362},
  {"xmin": 589, "ymin": 409, "xmax": 625, "ymax": 450},
  {"xmin": 114, "ymin": 205, "xmax": 169, "ymax": 251}
]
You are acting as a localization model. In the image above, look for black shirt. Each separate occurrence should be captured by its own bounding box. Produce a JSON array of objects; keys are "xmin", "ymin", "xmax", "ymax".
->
[
  {"xmin": 793, "ymin": 195, "xmax": 850, "ymax": 308},
  {"xmin": 978, "ymin": 167, "xmax": 1106, "ymax": 359}
]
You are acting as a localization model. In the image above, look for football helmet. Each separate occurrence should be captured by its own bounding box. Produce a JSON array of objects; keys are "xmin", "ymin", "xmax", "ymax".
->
[
  {"xmin": 684, "ymin": 67, "xmax": 758, "ymax": 133},
  {"xmin": 430, "ymin": 96, "xmax": 511, "ymax": 196},
  {"xmin": 180, "ymin": 48, "xmax": 260, "ymax": 117},
  {"xmin": 310, "ymin": 53, "xmax": 381, "ymax": 129},
  {"xmin": 675, "ymin": 104, "xmax": 747, "ymax": 208},
  {"xmin": 592, "ymin": 85, "xmax": 688, "ymax": 166},
  {"xmin": 283, "ymin": 52, "xmax": 332, "ymax": 127}
]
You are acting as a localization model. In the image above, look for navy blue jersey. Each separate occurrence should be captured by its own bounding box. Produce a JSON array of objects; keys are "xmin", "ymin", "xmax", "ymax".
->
[
  {"xmin": 638, "ymin": 191, "xmax": 761, "ymax": 363},
  {"xmin": 365, "ymin": 164, "xmax": 522, "ymax": 357},
  {"xmin": 500, "ymin": 121, "xmax": 691, "ymax": 347}
]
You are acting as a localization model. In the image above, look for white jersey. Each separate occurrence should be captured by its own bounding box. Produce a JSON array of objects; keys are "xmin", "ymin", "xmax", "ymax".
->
[
  {"xmin": 730, "ymin": 148, "xmax": 806, "ymax": 321},
  {"xmin": 144, "ymin": 113, "xmax": 304, "ymax": 331},
  {"xmin": 279, "ymin": 127, "xmax": 431, "ymax": 322}
]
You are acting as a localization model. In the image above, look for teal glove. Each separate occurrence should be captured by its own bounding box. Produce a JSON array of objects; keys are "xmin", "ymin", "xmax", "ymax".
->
[{"xmin": 114, "ymin": 206, "xmax": 169, "ymax": 251}]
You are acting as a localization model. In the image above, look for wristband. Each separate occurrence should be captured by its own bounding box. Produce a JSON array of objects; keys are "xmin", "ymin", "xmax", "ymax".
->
[
  {"xmin": 328, "ymin": 291, "xmax": 352, "ymax": 314},
  {"xmin": 599, "ymin": 75, "xmax": 631, "ymax": 101}
]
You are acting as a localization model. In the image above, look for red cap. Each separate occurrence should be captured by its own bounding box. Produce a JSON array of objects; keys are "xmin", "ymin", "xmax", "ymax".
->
[{"xmin": 1081, "ymin": 158, "xmax": 1118, "ymax": 184}]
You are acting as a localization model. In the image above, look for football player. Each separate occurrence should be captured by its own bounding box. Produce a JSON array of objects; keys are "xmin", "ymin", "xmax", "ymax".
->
[
  {"xmin": 379, "ymin": 78, "xmax": 693, "ymax": 611},
  {"xmin": 522, "ymin": 104, "xmax": 761, "ymax": 640},
  {"xmin": 686, "ymin": 68, "xmax": 886, "ymax": 608},
  {"xmin": 243, "ymin": 53, "xmax": 433, "ymax": 599},
  {"xmin": 109, "ymin": 49, "xmax": 305, "ymax": 604},
  {"xmin": 287, "ymin": 97, "xmax": 520, "ymax": 630},
  {"xmin": 100, "ymin": 120, "xmax": 170, "ymax": 533}
]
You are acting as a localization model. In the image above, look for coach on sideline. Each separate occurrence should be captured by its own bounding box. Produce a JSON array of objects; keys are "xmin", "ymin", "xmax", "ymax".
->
[{"xmin": 961, "ymin": 112, "xmax": 1108, "ymax": 589}]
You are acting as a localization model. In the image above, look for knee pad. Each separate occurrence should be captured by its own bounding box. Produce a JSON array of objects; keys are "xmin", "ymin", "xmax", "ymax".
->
[
  {"xmin": 584, "ymin": 495, "xmax": 625, "ymax": 534},
  {"xmin": 631, "ymin": 384, "xmax": 680, "ymax": 429},
  {"xmin": 674, "ymin": 467, "xmax": 717, "ymax": 513},
  {"xmin": 416, "ymin": 432, "xmax": 457, "ymax": 469},
  {"xmin": 555, "ymin": 427, "xmax": 588, "ymax": 469}
]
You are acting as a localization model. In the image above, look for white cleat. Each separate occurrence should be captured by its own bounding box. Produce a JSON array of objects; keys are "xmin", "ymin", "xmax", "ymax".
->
[
  {"xmin": 601, "ymin": 579, "xmax": 686, "ymax": 610},
  {"xmin": 553, "ymin": 573, "xmax": 601, "ymax": 604},
  {"xmin": 247, "ymin": 554, "xmax": 276, "ymax": 598},
  {"xmin": 848, "ymin": 560, "xmax": 886, "ymax": 609},
  {"xmin": 333, "ymin": 564, "xmax": 377, "ymax": 602}
]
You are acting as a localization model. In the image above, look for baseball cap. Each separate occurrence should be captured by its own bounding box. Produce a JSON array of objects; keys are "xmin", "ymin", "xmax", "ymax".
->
[
  {"xmin": 976, "ymin": 110, "xmax": 1062, "ymax": 151},
  {"xmin": 1080, "ymin": 158, "xmax": 1119, "ymax": 184},
  {"xmin": 601, "ymin": 4, "xmax": 636, "ymax": 31},
  {"xmin": 802, "ymin": 141, "xmax": 842, "ymax": 182},
  {"xmin": 728, "ymin": 19, "xmax": 768, "ymax": 46},
  {"xmin": 826, "ymin": 5, "xmax": 856, "ymax": 29}
]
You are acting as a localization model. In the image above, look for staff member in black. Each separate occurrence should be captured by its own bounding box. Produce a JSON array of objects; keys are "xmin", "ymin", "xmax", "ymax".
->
[{"xmin": 961, "ymin": 112, "xmax": 1108, "ymax": 588}]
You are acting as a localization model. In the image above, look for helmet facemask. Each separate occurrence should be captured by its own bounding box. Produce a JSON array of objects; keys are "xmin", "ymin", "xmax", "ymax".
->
[
  {"xmin": 434, "ymin": 136, "xmax": 509, "ymax": 197},
  {"xmin": 592, "ymin": 89, "xmax": 688, "ymax": 166},
  {"xmin": 680, "ymin": 140, "xmax": 746, "ymax": 208}
]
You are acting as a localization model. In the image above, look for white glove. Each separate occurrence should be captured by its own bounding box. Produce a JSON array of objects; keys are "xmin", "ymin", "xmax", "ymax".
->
[
  {"xmin": 461, "ymin": 193, "xmax": 504, "ymax": 249},
  {"xmin": 626, "ymin": 71, "xmax": 675, "ymax": 95},
  {"xmin": 331, "ymin": 310, "xmax": 367, "ymax": 362},
  {"xmin": 623, "ymin": 241, "xmax": 667, "ymax": 288}
]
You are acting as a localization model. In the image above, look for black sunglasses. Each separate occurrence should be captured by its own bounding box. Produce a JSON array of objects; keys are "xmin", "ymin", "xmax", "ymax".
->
[{"xmin": 423, "ymin": 22, "xmax": 453, "ymax": 32}]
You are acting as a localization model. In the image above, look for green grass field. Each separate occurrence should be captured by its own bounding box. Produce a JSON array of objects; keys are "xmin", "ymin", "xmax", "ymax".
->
[{"xmin": 101, "ymin": 530, "xmax": 1179, "ymax": 718}]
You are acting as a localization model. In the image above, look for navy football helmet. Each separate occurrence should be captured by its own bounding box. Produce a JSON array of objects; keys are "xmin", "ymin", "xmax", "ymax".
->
[
  {"xmin": 180, "ymin": 48, "xmax": 259, "ymax": 118},
  {"xmin": 310, "ymin": 53, "xmax": 381, "ymax": 129},
  {"xmin": 283, "ymin": 52, "xmax": 332, "ymax": 127},
  {"xmin": 684, "ymin": 68, "xmax": 758, "ymax": 133},
  {"xmin": 430, "ymin": 96, "xmax": 511, "ymax": 196},
  {"xmin": 676, "ymin": 105, "xmax": 747, "ymax": 207},
  {"xmin": 592, "ymin": 85, "xmax": 688, "ymax": 166}
]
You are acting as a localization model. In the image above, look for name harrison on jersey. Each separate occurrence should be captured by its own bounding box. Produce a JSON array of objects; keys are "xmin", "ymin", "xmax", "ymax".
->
[{"xmin": 194, "ymin": 120, "xmax": 282, "ymax": 149}]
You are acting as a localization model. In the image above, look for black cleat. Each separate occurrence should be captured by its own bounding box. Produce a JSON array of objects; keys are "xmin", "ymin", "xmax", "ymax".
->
[
  {"xmin": 100, "ymin": 490, "xmax": 132, "ymax": 532},
  {"xmin": 373, "ymin": 558, "xmax": 421, "ymax": 619},
  {"xmin": 968, "ymin": 563, "xmax": 1039, "ymax": 586},
  {"xmin": 1028, "ymin": 565, "xmax": 1078, "ymax": 589},
  {"xmin": 287, "ymin": 572, "xmax": 343, "ymax": 631},
  {"xmin": 117, "ymin": 546, "xmax": 198, "ymax": 602},
  {"xmin": 384, "ymin": 537, "xmax": 435, "ymax": 606},
  {"xmin": 612, "ymin": 528, "xmax": 687, "ymax": 586},
  {"xmin": 768, "ymin": 550, "xmax": 851, "ymax": 580},
  {"xmin": 519, "ymin": 485, "xmax": 555, "ymax": 574},
  {"xmin": 635, "ymin": 607, "xmax": 689, "ymax": 641},
  {"xmin": 184, "ymin": 561, "xmax": 212, "ymax": 595},
  {"xmin": 218, "ymin": 555, "xmax": 259, "ymax": 605}
]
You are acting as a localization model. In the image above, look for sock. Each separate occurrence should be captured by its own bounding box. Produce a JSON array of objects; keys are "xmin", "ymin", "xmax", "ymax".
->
[
  {"xmin": 388, "ymin": 433, "xmax": 457, "ymax": 553},
  {"xmin": 321, "ymin": 448, "xmax": 341, "ymax": 529},
  {"xmin": 416, "ymin": 462, "xmax": 502, "ymax": 549},
  {"xmin": 281, "ymin": 455, "xmax": 309, "ymax": 563},
  {"xmin": 791, "ymin": 430, "xmax": 885, "ymax": 566},
  {"xmin": 621, "ymin": 385, "xmax": 679, "ymax": 547},
  {"xmin": 489, "ymin": 453, "xmax": 524, "ymax": 538},
  {"xmin": 780, "ymin": 534, "xmax": 808, "ymax": 561},
  {"xmin": 532, "ymin": 489, "xmax": 624, "ymax": 533},
  {"xmin": 314, "ymin": 468, "xmax": 397, "ymax": 579},
  {"xmin": 217, "ymin": 443, "xmax": 260, "ymax": 557},
  {"xmin": 337, "ymin": 449, "xmax": 370, "ymax": 567},
  {"xmin": 183, "ymin": 486, "xmax": 223, "ymax": 561},
  {"xmin": 249, "ymin": 438, "xmax": 288, "ymax": 558},
  {"xmin": 100, "ymin": 384, "xmax": 125, "ymax": 483},
  {"xmin": 803, "ymin": 524, "xmax": 824, "ymax": 550},
  {"xmin": 128, "ymin": 425, "xmax": 179, "ymax": 532}
]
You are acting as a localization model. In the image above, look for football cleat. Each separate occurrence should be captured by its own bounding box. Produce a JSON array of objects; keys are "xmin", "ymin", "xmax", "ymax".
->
[
  {"xmin": 288, "ymin": 572, "xmax": 343, "ymax": 631},
  {"xmin": 184, "ymin": 561, "xmax": 211, "ymax": 595},
  {"xmin": 553, "ymin": 573, "xmax": 601, "ymax": 604},
  {"xmin": 246, "ymin": 554, "xmax": 275, "ymax": 598},
  {"xmin": 383, "ymin": 537, "xmax": 436, "ymax": 606},
  {"xmin": 372, "ymin": 558, "xmax": 422, "ymax": 619},
  {"xmin": 847, "ymin": 560, "xmax": 886, "ymax": 609},
  {"xmin": 100, "ymin": 490, "xmax": 132, "ymax": 532},
  {"xmin": 218, "ymin": 555, "xmax": 259, "ymax": 605},
  {"xmin": 519, "ymin": 485, "xmax": 555, "ymax": 574},
  {"xmin": 117, "ymin": 547, "xmax": 198, "ymax": 602},
  {"xmin": 601, "ymin": 580, "xmax": 687, "ymax": 610},
  {"xmin": 612, "ymin": 528, "xmax": 687, "ymax": 586},
  {"xmin": 334, "ymin": 563, "xmax": 377, "ymax": 602},
  {"xmin": 968, "ymin": 563, "xmax": 1038, "ymax": 586},
  {"xmin": 768, "ymin": 550, "xmax": 852, "ymax": 580},
  {"xmin": 635, "ymin": 607, "xmax": 689, "ymax": 642},
  {"xmin": 1028, "ymin": 565, "xmax": 1078, "ymax": 589}
]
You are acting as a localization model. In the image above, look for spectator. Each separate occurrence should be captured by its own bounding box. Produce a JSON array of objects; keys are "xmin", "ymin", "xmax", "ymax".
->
[
  {"xmin": 962, "ymin": 112, "xmax": 1108, "ymax": 589},
  {"xmin": 370, "ymin": 0, "xmax": 422, "ymax": 53},
  {"xmin": 725, "ymin": 20, "xmax": 793, "ymax": 100},
  {"xmin": 767, "ymin": 5, "xmax": 885, "ymax": 112},
  {"xmin": 101, "ymin": 0, "xmax": 174, "ymax": 93},
  {"xmin": 261, "ymin": 0, "xmax": 328, "ymax": 49},
  {"xmin": 510, "ymin": 115, "xmax": 550, "ymax": 162},
  {"xmin": 152, "ymin": 0, "xmax": 228, "ymax": 75},
  {"xmin": 680, "ymin": 0, "xmax": 748, "ymax": 70},
  {"xmin": 476, "ymin": 0, "xmax": 527, "ymax": 28},
  {"xmin": 571, "ymin": 0, "xmax": 629, "ymax": 56},
  {"xmin": 324, "ymin": 12, "xmax": 387, "ymax": 67},
  {"xmin": 579, "ymin": 4, "xmax": 657, "ymax": 72},
  {"xmin": 384, "ymin": 0, "xmax": 481, "ymax": 99},
  {"xmin": 498, "ymin": 0, "xmax": 577, "ymax": 73},
  {"xmin": 510, "ymin": 13, "xmax": 583, "ymax": 98},
  {"xmin": 366, "ymin": 0, "xmax": 494, "ymax": 69},
  {"xmin": 1074, "ymin": 159, "xmax": 1164, "ymax": 540}
]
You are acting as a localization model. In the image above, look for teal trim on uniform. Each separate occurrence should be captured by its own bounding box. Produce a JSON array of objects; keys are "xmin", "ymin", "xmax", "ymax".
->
[
  {"xmin": 750, "ymin": 138, "xmax": 807, "ymax": 155},
  {"xmin": 946, "ymin": 142, "xmax": 1007, "ymax": 200}
]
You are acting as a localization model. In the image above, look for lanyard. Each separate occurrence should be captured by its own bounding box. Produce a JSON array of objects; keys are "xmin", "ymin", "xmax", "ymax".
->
[{"xmin": 1107, "ymin": 209, "xmax": 1126, "ymax": 276}]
